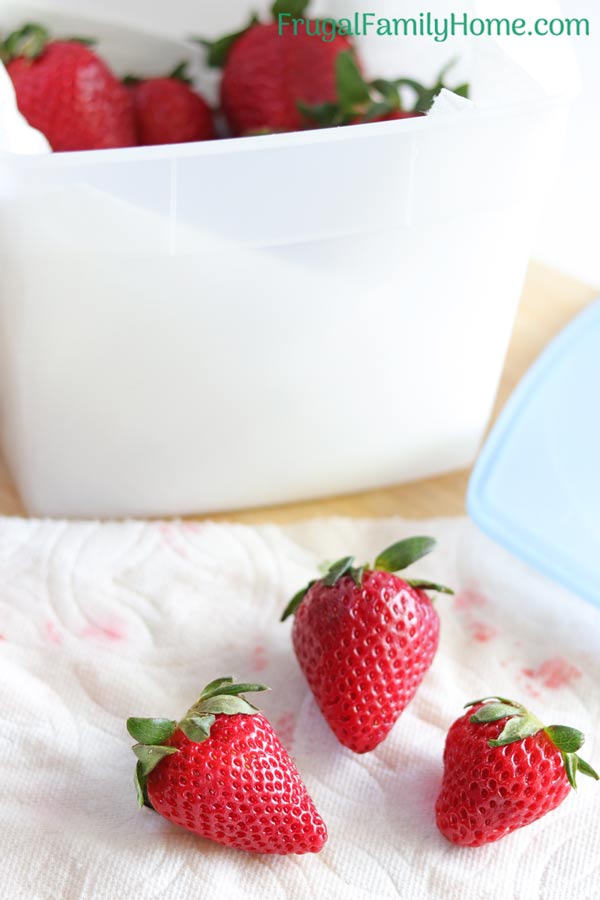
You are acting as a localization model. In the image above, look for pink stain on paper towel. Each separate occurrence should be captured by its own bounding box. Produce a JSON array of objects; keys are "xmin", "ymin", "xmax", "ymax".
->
[
  {"xmin": 159, "ymin": 522, "xmax": 189, "ymax": 559},
  {"xmin": 453, "ymin": 589, "xmax": 487, "ymax": 611},
  {"xmin": 250, "ymin": 645, "xmax": 269, "ymax": 673},
  {"xmin": 181, "ymin": 521, "xmax": 203, "ymax": 534},
  {"xmin": 82, "ymin": 622, "xmax": 124, "ymax": 642},
  {"xmin": 45, "ymin": 620, "xmax": 62, "ymax": 645},
  {"xmin": 453, "ymin": 589, "xmax": 499, "ymax": 644},
  {"xmin": 522, "ymin": 657, "xmax": 582, "ymax": 690},
  {"xmin": 275, "ymin": 713, "xmax": 296, "ymax": 747},
  {"xmin": 469, "ymin": 621, "xmax": 499, "ymax": 643}
]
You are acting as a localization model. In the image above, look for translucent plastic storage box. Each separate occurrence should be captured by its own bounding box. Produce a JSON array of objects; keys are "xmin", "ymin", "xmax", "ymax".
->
[{"xmin": 0, "ymin": 0, "xmax": 578, "ymax": 516}]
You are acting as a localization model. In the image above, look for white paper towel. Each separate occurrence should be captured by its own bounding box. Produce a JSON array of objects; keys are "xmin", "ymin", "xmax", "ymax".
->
[{"xmin": 0, "ymin": 514, "xmax": 598, "ymax": 900}]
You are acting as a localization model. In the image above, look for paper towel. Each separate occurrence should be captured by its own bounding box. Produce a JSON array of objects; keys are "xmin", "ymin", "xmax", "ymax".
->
[{"xmin": 0, "ymin": 514, "xmax": 598, "ymax": 900}]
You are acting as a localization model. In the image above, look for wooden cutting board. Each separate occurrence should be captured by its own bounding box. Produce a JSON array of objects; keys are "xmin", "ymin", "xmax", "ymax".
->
[{"xmin": 0, "ymin": 262, "xmax": 596, "ymax": 521}]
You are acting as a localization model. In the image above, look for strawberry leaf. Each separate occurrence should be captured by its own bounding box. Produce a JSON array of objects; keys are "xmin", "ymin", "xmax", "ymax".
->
[
  {"xmin": 69, "ymin": 36, "xmax": 96, "ymax": 47},
  {"xmin": 126, "ymin": 717, "xmax": 177, "ymax": 745},
  {"xmin": 336, "ymin": 51, "xmax": 370, "ymax": 109},
  {"xmin": 545, "ymin": 725, "xmax": 585, "ymax": 754},
  {"xmin": 470, "ymin": 703, "xmax": 522, "ymax": 724},
  {"xmin": 575, "ymin": 755, "xmax": 599, "ymax": 781},
  {"xmin": 180, "ymin": 714, "xmax": 216, "ymax": 743},
  {"xmin": 562, "ymin": 751, "xmax": 599, "ymax": 790},
  {"xmin": 322, "ymin": 557, "xmax": 355, "ymax": 586},
  {"xmin": 3, "ymin": 23, "xmax": 49, "ymax": 61},
  {"xmin": 129, "ymin": 678, "xmax": 268, "ymax": 811},
  {"xmin": 298, "ymin": 101, "xmax": 341, "ymax": 127},
  {"xmin": 272, "ymin": 0, "xmax": 310, "ymax": 18},
  {"xmin": 563, "ymin": 752, "xmax": 578, "ymax": 790},
  {"xmin": 464, "ymin": 696, "xmax": 516, "ymax": 708},
  {"xmin": 133, "ymin": 754, "xmax": 171, "ymax": 811},
  {"xmin": 200, "ymin": 695, "xmax": 259, "ymax": 716},
  {"xmin": 407, "ymin": 579, "xmax": 454, "ymax": 595},
  {"xmin": 196, "ymin": 14, "xmax": 259, "ymax": 68},
  {"xmin": 189, "ymin": 679, "xmax": 267, "ymax": 718},
  {"xmin": 489, "ymin": 716, "xmax": 542, "ymax": 748},
  {"xmin": 281, "ymin": 582, "xmax": 315, "ymax": 621},
  {"xmin": 206, "ymin": 682, "xmax": 268, "ymax": 699},
  {"xmin": 375, "ymin": 537, "xmax": 436, "ymax": 573},
  {"xmin": 169, "ymin": 61, "xmax": 192, "ymax": 84},
  {"xmin": 453, "ymin": 82, "xmax": 470, "ymax": 98},
  {"xmin": 376, "ymin": 60, "xmax": 470, "ymax": 115},
  {"xmin": 134, "ymin": 762, "xmax": 146, "ymax": 808},
  {"xmin": 363, "ymin": 101, "xmax": 396, "ymax": 122},
  {"xmin": 371, "ymin": 79, "xmax": 402, "ymax": 108},
  {"xmin": 198, "ymin": 676, "xmax": 234, "ymax": 697},
  {"xmin": 351, "ymin": 566, "xmax": 365, "ymax": 587},
  {"xmin": 133, "ymin": 743, "xmax": 179, "ymax": 778},
  {"xmin": 466, "ymin": 696, "xmax": 597, "ymax": 789}
]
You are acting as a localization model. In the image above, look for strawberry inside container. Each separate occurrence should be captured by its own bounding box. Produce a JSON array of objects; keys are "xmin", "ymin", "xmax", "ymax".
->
[{"xmin": 0, "ymin": 0, "xmax": 580, "ymax": 517}]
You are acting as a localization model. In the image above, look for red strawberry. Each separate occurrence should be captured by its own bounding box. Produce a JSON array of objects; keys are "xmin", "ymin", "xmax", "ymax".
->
[
  {"xmin": 127, "ymin": 678, "xmax": 327, "ymax": 855},
  {"xmin": 436, "ymin": 697, "xmax": 598, "ymax": 847},
  {"xmin": 127, "ymin": 63, "xmax": 215, "ymax": 146},
  {"xmin": 3, "ymin": 24, "xmax": 136, "ymax": 152},
  {"xmin": 282, "ymin": 537, "xmax": 453, "ymax": 753},
  {"xmin": 301, "ymin": 51, "xmax": 468, "ymax": 127},
  {"xmin": 202, "ymin": 1, "xmax": 353, "ymax": 136}
]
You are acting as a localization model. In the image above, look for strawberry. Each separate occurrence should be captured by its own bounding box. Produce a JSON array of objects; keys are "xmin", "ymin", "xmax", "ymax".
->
[
  {"xmin": 127, "ymin": 677, "xmax": 327, "ymax": 855},
  {"xmin": 2, "ymin": 24, "xmax": 136, "ymax": 152},
  {"xmin": 436, "ymin": 697, "xmax": 598, "ymax": 847},
  {"xmin": 282, "ymin": 537, "xmax": 453, "ymax": 753},
  {"xmin": 201, "ymin": 0, "xmax": 354, "ymax": 136},
  {"xmin": 126, "ymin": 63, "xmax": 215, "ymax": 146},
  {"xmin": 301, "ymin": 52, "xmax": 469, "ymax": 127}
]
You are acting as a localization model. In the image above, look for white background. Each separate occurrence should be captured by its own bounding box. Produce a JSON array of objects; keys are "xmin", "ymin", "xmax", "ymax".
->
[{"xmin": 534, "ymin": 0, "xmax": 599, "ymax": 286}]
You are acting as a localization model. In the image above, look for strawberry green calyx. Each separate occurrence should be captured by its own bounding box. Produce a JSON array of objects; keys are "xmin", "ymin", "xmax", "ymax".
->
[
  {"xmin": 195, "ymin": 14, "xmax": 259, "ymax": 68},
  {"xmin": 196, "ymin": 2, "xmax": 319, "ymax": 69},
  {"xmin": 466, "ymin": 697, "xmax": 599, "ymax": 790},
  {"xmin": 123, "ymin": 61, "xmax": 193, "ymax": 87},
  {"xmin": 405, "ymin": 579, "xmax": 454, "ymax": 594},
  {"xmin": 298, "ymin": 51, "xmax": 367, "ymax": 127},
  {"xmin": 168, "ymin": 61, "xmax": 193, "ymax": 84},
  {"xmin": 127, "ymin": 678, "xmax": 269, "ymax": 808},
  {"xmin": 281, "ymin": 536, "xmax": 453, "ymax": 621},
  {"xmin": 372, "ymin": 57, "xmax": 470, "ymax": 115},
  {"xmin": 272, "ymin": 0, "xmax": 311, "ymax": 17},
  {"xmin": 0, "ymin": 23, "xmax": 96, "ymax": 63},
  {"xmin": 300, "ymin": 51, "xmax": 470, "ymax": 127},
  {"xmin": 1, "ymin": 23, "xmax": 49, "ymax": 62},
  {"xmin": 374, "ymin": 536, "xmax": 436, "ymax": 572}
]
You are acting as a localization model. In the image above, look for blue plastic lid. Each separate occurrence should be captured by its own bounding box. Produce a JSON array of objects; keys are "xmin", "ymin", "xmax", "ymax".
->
[{"xmin": 468, "ymin": 298, "xmax": 600, "ymax": 607}]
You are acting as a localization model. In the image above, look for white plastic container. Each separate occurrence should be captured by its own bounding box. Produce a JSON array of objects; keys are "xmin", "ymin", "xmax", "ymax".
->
[{"xmin": 0, "ymin": 0, "xmax": 579, "ymax": 517}]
